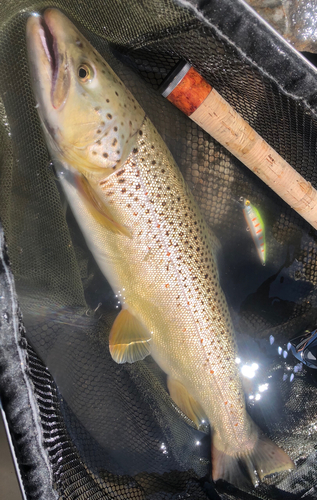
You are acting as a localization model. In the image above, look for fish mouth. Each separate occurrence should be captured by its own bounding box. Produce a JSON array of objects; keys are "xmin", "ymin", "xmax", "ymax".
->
[
  {"xmin": 38, "ymin": 14, "xmax": 58, "ymax": 92},
  {"xmin": 27, "ymin": 9, "xmax": 70, "ymax": 110}
]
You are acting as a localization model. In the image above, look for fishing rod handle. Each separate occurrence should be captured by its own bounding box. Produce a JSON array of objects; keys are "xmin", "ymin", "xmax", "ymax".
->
[{"xmin": 161, "ymin": 63, "xmax": 317, "ymax": 230}]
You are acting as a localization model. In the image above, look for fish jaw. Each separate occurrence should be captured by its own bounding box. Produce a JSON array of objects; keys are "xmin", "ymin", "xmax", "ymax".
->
[
  {"xmin": 26, "ymin": 9, "xmax": 145, "ymax": 177},
  {"xmin": 26, "ymin": 13, "xmax": 62, "ymax": 157}
]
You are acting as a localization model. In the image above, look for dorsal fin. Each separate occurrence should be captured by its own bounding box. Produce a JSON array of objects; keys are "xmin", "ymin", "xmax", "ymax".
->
[{"xmin": 109, "ymin": 309, "xmax": 152, "ymax": 364}]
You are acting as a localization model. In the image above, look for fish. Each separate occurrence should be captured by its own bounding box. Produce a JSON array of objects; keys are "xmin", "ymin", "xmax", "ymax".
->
[
  {"xmin": 242, "ymin": 198, "xmax": 266, "ymax": 265},
  {"xmin": 26, "ymin": 8, "xmax": 294, "ymax": 488}
]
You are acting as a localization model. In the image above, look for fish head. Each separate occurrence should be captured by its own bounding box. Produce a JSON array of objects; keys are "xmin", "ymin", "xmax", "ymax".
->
[{"xmin": 26, "ymin": 8, "xmax": 144, "ymax": 177}]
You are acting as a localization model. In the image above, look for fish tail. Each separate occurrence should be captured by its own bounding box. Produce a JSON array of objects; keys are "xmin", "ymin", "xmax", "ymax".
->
[{"xmin": 212, "ymin": 431, "xmax": 294, "ymax": 488}]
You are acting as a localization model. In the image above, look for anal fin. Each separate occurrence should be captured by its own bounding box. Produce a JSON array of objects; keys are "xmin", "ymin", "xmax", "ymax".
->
[
  {"xmin": 167, "ymin": 377, "xmax": 207, "ymax": 428},
  {"xmin": 109, "ymin": 309, "xmax": 151, "ymax": 364},
  {"xmin": 75, "ymin": 174, "xmax": 131, "ymax": 238}
]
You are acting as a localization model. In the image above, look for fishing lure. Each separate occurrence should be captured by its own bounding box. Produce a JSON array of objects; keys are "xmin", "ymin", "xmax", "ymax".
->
[
  {"xmin": 241, "ymin": 198, "xmax": 266, "ymax": 265},
  {"xmin": 290, "ymin": 329, "xmax": 317, "ymax": 369}
]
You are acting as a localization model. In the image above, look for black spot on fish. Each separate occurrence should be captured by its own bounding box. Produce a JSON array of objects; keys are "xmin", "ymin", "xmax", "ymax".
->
[
  {"xmin": 133, "ymin": 148, "xmax": 138, "ymax": 154},
  {"xmin": 103, "ymin": 153, "xmax": 108, "ymax": 158},
  {"xmin": 97, "ymin": 129, "xmax": 101, "ymax": 134},
  {"xmin": 107, "ymin": 113, "xmax": 112, "ymax": 120},
  {"xmin": 116, "ymin": 169, "xmax": 125, "ymax": 177}
]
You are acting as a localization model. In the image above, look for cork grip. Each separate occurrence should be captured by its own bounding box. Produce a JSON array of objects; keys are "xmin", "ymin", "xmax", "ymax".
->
[{"xmin": 165, "ymin": 65, "xmax": 317, "ymax": 230}]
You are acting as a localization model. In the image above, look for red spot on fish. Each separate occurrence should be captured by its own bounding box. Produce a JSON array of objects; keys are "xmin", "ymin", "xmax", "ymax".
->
[
  {"xmin": 157, "ymin": 224, "xmax": 160, "ymax": 228},
  {"xmin": 165, "ymin": 284, "xmax": 169, "ymax": 288},
  {"xmin": 224, "ymin": 401, "xmax": 228, "ymax": 405},
  {"xmin": 252, "ymin": 218, "xmax": 256, "ymax": 222},
  {"xmin": 234, "ymin": 423, "xmax": 238, "ymax": 427},
  {"xmin": 254, "ymin": 223, "xmax": 260, "ymax": 228},
  {"xmin": 133, "ymin": 212, "xmax": 138, "ymax": 216},
  {"xmin": 200, "ymin": 339, "xmax": 203, "ymax": 344},
  {"xmin": 145, "ymin": 192, "xmax": 148, "ymax": 195},
  {"xmin": 256, "ymin": 229, "xmax": 262, "ymax": 234},
  {"xmin": 210, "ymin": 370, "xmax": 214, "ymax": 374},
  {"xmin": 187, "ymin": 301, "xmax": 190, "ymax": 305},
  {"xmin": 167, "ymin": 252, "xmax": 171, "ymax": 256},
  {"xmin": 183, "ymin": 328, "xmax": 187, "ymax": 332}
]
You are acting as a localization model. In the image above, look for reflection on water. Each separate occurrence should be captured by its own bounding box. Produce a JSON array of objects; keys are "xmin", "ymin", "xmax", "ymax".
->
[{"xmin": 240, "ymin": 362, "xmax": 259, "ymax": 379}]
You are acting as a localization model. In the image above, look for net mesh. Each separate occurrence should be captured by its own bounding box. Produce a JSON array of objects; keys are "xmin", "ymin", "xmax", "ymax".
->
[{"xmin": 1, "ymin": 0, "xmax": 317, "ymax": 498}]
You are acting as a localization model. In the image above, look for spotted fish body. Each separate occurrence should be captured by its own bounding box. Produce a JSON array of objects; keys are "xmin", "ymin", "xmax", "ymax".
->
[
  {"xmin": 26, "ymin": 9, "xmax": 294, "ymax": 488},
  {"xmin": 242, "ymin": 199, "xmax": 266, "ymax": 265}
]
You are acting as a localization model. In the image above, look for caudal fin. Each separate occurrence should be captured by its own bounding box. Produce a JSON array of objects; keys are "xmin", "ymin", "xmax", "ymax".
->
[{"xmin": 212, "ymin": 432, "xmax": 294, "ymax": 489}]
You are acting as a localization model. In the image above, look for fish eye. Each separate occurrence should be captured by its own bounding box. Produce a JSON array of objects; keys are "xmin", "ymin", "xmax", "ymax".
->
[
  {"xmin": 78, "ymin": 64, "xmax": 93, "ymax": 82},
  {"xmin": 245, "ymin": 199, "xmax": 250, "ymax": 206}
]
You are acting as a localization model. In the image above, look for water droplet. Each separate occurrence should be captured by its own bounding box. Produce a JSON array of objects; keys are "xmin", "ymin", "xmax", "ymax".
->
[
  {"xmin": 259, "ymin": 383, "xmax": 268, "ymax": 392},
  {"xmin": 2, "ymin": 312, "xmax": 9, "ymax": 322}
]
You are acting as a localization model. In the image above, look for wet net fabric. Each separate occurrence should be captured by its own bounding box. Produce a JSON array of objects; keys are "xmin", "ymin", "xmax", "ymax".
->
[{"xmin": 1, "ymin": 0, "xmax": 317, "ymax": 498}]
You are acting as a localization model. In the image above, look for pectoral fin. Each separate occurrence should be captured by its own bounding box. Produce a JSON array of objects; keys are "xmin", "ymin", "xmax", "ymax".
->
[
  {"xmin": 167, "ymin": 377, "xmax": 207, "ymax": 428},
  {"xmin": 75, "ymin": 174, "xmax": 132, "ymax": 238},
  {"xmin": 109, "ymin": 309, "xmax": 152, "ymax": 364}
]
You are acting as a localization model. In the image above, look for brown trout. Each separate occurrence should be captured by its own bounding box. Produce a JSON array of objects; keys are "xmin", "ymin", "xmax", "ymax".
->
[{"xmin": 26, "ymin": 9, "xmax": 294, "ymax": 487}]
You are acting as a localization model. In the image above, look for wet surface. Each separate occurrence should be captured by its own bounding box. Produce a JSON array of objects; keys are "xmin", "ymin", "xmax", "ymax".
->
[{"xmin": 0, "ymin": 410, "xmax": 23, "ymax": 500}]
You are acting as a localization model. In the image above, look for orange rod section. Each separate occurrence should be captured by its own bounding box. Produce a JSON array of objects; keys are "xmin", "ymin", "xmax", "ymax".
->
[{"xmin": 166, "ymin": 66, "xmax": 212, "ymax": 116}]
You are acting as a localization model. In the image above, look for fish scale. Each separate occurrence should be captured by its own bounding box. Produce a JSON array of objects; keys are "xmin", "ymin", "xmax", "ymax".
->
[{"xmin": 26, "ymin": 8, "xmax": 294, "ymax": 488}]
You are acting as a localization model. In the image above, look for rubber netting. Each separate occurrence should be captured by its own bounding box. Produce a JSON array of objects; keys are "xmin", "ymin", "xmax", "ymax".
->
[{"xmin": 1, "ymin": 0, "xmax": 317, "ymax": 498}]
